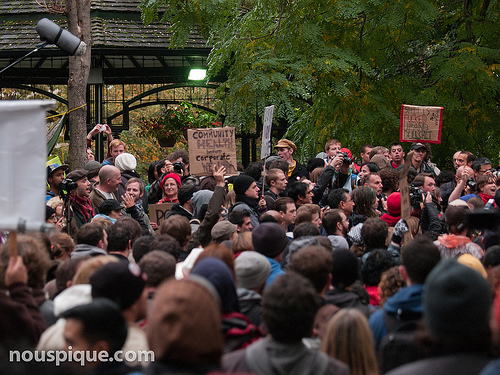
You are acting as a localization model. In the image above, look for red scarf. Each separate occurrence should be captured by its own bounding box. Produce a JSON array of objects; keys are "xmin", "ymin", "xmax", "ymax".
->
[
  {"xmin": 158, "ymin": 197, "xmax": 178, "ymax": 204},
  {"xmin": 69, "ymin": 194, "xmax": 95, "ymax": 222}
]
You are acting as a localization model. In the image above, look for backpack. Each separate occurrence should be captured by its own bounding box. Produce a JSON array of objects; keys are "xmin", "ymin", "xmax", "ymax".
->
[{"xmin": 377, "ymin": 310, "xmax": 427, "ymax": 373}]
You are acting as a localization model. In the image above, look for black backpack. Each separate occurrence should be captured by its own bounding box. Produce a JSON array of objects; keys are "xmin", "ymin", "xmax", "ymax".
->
[{"xmin": 377, "ymin": 310, "xmax": 427, "ymax": 373}]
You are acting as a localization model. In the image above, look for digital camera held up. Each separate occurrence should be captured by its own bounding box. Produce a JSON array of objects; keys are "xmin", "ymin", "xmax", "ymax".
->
[{"xmin": 338, "ymin": 152, "xmax": 352, "ymax": 165}]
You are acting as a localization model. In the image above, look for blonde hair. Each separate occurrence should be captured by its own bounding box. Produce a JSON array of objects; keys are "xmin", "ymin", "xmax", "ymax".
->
[
  {"xmin": 231, "ymin": 231, "xmax": 253, "ymax": 254},
  {"xmin": 72, "ymin": 255, "xmax": 118, "ymax": 285},
  {"xmin": 323, "ymin": 308, "xmax": 379, "ymax": 375}
]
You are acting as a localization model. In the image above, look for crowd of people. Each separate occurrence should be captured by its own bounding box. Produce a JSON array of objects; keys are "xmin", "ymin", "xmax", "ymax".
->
[{"xmin": 2, "ymin": 127, "xmax": 500, "ymax": 375}]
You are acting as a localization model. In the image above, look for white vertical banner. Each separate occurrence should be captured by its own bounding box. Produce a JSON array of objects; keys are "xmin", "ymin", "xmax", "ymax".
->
[
  {"xmin": 0, "ymin": 100, "xmax": 55, "ymax": 231},
  {"xmin": 261, "ymin": 105, "xmax": 274, "ymax": 159}
]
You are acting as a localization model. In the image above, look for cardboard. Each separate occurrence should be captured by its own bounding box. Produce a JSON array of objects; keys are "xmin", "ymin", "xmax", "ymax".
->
[
  {"xmin": 148, "ymin": 203, "xmax": 173, "ymax": 227},
  {"xmin": 261, "ymin": 105, "xmax": 274, "ymax": 159},
  {"xmin": 400, "ymin": 104, "xmax": 443, "ymax": 144},
  {"xmin": 187, "ymin": 127, "xmax": 237, "ymax": 176}
]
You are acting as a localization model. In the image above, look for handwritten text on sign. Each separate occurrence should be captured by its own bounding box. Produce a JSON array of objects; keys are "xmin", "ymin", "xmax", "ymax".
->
[
  {"xmin": 400, "ymin": 104, "xmax": 443, "ymax": 144},
  {"xmin": 188, "ymin": 127, "xmax": 238, "ymax": 176},
  {"xmin": 148, "ymin": 203, "xmax": 172, "ymax": 227}
]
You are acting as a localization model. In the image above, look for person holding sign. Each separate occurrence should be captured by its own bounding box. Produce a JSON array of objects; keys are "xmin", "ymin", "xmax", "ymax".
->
[
  {"xmin": 230, "ymin": 175, "xmax": 266, "ymax": 229},
  {"xmin": 159, "ymin": 173, "xmax": 181, "ymax": 204}
]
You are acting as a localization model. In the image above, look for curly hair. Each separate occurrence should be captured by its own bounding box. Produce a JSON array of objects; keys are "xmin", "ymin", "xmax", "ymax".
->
[
  {"xmin": 361, "ymin": 249, "xmax": 396, "ymax": 287},
  {"xmin": 378, "ymin": 266, "xmax": 406, "ymax": 307},
  {"xmin": 378, "ymin": 168, "xmax": 399, "ymax": 194}
]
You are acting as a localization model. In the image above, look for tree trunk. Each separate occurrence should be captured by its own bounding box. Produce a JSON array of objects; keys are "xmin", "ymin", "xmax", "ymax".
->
[{"xmin": 66, "ymin": 0, "xmax": 91, "ymax": 170}]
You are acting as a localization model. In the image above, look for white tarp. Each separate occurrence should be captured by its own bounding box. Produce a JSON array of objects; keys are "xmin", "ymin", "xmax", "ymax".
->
[{"xmin": 0, "ymin": 100, "xmax": 55, "ymax": 231}]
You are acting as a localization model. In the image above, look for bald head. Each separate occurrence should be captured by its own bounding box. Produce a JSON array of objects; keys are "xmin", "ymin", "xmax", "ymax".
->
[{"xmin": 98, "ymin": 165, "xmax": 121, "ymax": 193}]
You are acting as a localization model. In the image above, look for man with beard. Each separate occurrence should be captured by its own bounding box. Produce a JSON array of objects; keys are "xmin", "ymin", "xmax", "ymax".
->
[
  {"xmin": 321, "ymin": 209, "xmax": 350, "ymax": 251},
  {"xmin": 122, "ymin": 178, "xmax": 156, "ymax": 235}
]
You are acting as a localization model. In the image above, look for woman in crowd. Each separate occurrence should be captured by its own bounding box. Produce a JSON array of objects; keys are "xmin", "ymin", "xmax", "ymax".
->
[
  {"xmin": 476, "ymin": 175, "xmax": 498, "ymax": 207},
  {"xmin": 158, "ymin": 173, "xmax": 181, "ymax": 204},
  {"xmin": 323, "ymin": 308, "xmax": 379, "ymax": 375},
  {"xmin": 352, "ymin": 186, "xmax": 380, "ymax": 226}
]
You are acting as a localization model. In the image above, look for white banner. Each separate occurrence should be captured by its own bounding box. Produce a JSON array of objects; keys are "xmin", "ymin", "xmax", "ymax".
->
[
  {"xmin": 0, "ymin": 100, "xmax": 55, "ymax": 231},
  {"xmin": 261, "ymin": 105, "xmax": 274, "ymax": 159}
]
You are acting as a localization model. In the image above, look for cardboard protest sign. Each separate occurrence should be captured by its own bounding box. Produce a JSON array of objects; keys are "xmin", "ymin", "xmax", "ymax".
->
[
  {"xmin": 261, "ymin": 105, "xmax": 274, "ymax": 159},
  {"xmin": 400, "ymin": 104, "xmax": 443, "ymax": 144},
  {"xmin": 148, "ymin": 203, "xmax": 173, "ymax": 227},
  {"xmin": 188, "ymin": 127, "xmax": 238, "ymax": 176},
  {"xmin": 0, "ymin": 100, "xmax": 55, "ymax": 232}
]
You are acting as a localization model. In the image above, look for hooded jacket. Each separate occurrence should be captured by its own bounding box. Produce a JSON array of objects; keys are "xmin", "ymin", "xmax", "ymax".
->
[
  {"xmin": 369, "ymin": 284, "xmax": 424, "ymax": 348},
  {"xmin": 70, "ymin": 243, "xmax": 107, "ymax": 259}
]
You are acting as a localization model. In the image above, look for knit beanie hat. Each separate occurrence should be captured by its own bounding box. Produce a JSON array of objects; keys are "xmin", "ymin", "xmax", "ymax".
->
[
  {"xmin": 234, "ymin": 251, "xmax": 271, "ymax": 289},
  {"xmin": 331, "ymin": 249, "xmax": 360, "ymax": 289},
  {"xmin": 424, "ymin": 259, "xmax": 491, "ymax": 337},
  {"xmin": 115, "ymin": 152, "xmax": 137, "ymax": 172},
  {"xmin": 387, "ymin": 192, "xmax": 401, "ymax": 216},
  {"xmin": 252, "ymin": 222, "xmax": 289, "ymax": 259},
  {"xmin": 178, "ymin": 185, "xmax": 198, "ymax": 205},
  {"xmin": 90, "ymin": 262, "xmax": 147, "ymax": 310},
  {"xmin": 233, "ymin": 175, "xmax": 255, "ymax": 196},
  {"xmin": 191, "ymin": 257, "xmax": 240, "ymax": 314},
  {"xmin": 45, "ymin": 205, "xmax": 56, "ymax": 221}
]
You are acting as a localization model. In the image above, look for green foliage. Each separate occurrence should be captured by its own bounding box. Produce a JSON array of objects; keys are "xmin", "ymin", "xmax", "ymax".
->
[{"xmin": 141, "ymin": 0, "xmax": 500, "ymax": 169}]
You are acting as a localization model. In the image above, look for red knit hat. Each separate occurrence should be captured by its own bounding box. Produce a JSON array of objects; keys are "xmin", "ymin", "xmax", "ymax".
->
[
  {"xmin": 386, "ymin": 192, "xmax": 401, "ymax": 216},
  {"xmin": 160, "ymin": 173, "xmax": 182, "ymax": 190}
]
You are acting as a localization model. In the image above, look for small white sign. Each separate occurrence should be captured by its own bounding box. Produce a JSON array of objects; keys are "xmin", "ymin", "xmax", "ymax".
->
[{"xmin": 261, "ymin": 105, "xmax": 274, "ymax": 159}]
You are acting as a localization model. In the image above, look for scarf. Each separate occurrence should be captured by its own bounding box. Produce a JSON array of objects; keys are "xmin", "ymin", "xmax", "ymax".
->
[
  {"xmin": 235, "ymin": 194, "xmax": 259, "ymax": 210},
  {"xmin": 287, "ymin": 160, "xmax": 296, "ymax": 177},
  {"xmin": 69, "ymin": 193, "xmax": 94, "ymax": 222},
  {"xmin": 135, "ymin": 200, "xmax": 144, "ymax": 215},
  {"xmin": 159, "ymin": 196, "xmax": 179, "ymax": 204}
]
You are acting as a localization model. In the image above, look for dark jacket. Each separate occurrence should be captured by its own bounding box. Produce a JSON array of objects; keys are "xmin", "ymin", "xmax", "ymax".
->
[
  {"xmin": 0, "ymin": 283, "xmax": 46, "ymax": 346},
  {"xmin": 324, "ymin": 288, "xmax": 371, "ymax": 318},
  {"xmin": 237, "ymin": 288, "xmax": 263, "ymax": 327},
  {"xmin": 289, "ymin": 160, "xmax": 309, "ymax": 183},
  {"xmin": 386, "ymin": 354, "xmax": 491, "ymax": 375},
  {"xmin": 165, "ymin": 203, "xmax": 193, "ymax": 221}
]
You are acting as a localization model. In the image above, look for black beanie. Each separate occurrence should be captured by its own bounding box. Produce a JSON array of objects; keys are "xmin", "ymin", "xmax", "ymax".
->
[
  {"xmin": 252, "ymin": 222, "xmax": 289, "ymax": 259},
  {"xmin": 331, "ymin": 249, "xmax": 359, "ymax": 289},
  {"xmin": 233, "ymin": 175, "xmax": 255, "ymax": 196},
  {"xmin": 178, "ymin": 185, "xmax": 198, "ymax": 206},
  {"xmin": 424, "ymin": 259, "xmax": 491, "ymax": 337}
]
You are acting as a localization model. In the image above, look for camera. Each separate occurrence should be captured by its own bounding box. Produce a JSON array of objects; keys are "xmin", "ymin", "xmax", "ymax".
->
[
  {"xmin": 338, "ymin": 152, "xmax": 352, "ymax": 165},
  {"xmin": 99, "ymin": 125, "xmax": 107, "ymax": 132},
  {"xmin": 466, "ymin": 178, "xmax": 476, "ymax": 190},
  {"xmin": 409, "ymin": 184, "xmax": 424, "ymax": 208},
  {"xmin": 172, "ymin": 161, "xmax": 185, "ymax": 174},
  {"xmin": 59, "ymin": 178, "xmax": 77, "ymax": 192},
  {"xmin": 492, "ymin": 169, "xmax": 500, "ymax": 178}
]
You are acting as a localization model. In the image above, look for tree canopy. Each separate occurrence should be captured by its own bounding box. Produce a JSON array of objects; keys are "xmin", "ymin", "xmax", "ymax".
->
[{"xmin": 140, "ymin": 0, "xmax": 500, "ymax": 168}]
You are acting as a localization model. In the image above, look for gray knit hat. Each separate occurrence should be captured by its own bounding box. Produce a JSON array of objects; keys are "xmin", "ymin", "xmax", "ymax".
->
[
  {"xmin": 424, "ymin": 259, "xmax": 491, "ymax": 337},
  {"xmin": 235, "ymin": 251, "xmax": 271, "ymax": 289}
]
